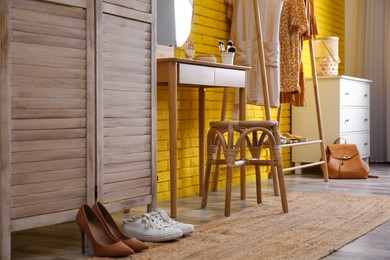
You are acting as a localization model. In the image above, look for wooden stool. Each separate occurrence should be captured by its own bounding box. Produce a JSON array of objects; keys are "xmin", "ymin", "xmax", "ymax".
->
[{"xmin": 201, "ymin": 120, "xmax": 288, "ymax": 217}]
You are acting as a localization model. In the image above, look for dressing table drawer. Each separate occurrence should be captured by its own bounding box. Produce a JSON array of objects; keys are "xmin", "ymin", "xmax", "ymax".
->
[
  {"xmin": 179, "ymin": 64, "xmax": 214, "ymax": 85},
  {"xmin": 178, "ymin": 63, "xmax": 246, "ymax": 87},
  {"xmin": 215, "ymin": 68, "xmax": 245, "ymax": 87}
]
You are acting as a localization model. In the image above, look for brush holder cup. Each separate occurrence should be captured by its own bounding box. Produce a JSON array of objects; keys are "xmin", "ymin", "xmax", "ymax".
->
[{"xmin": 221, "ymin": 52, "xmax": 235, "ymax": 65}]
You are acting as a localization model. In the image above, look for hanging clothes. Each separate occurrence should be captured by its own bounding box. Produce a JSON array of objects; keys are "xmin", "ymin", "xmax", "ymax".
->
[
  {"xmin": 280, "ymin": 0, "xmax": 319, "ymax": 106},
  {"xmin": 303, "ymin": 0, "xmax": 319, "ymax": 40},
  {"xmin": 230, "ymin": 0, "xmax": 283, "ymax": 107},
  {"xmin": 279, "ymin": 0, "xmax": 308, "ymax": 103},
  {"xmin": 225, "ymin": 0, "xmax": 233, "ymax": 20}
]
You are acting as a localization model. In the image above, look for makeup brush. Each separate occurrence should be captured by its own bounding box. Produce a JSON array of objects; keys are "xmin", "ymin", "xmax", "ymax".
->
[
  {"xmin": 227, "ymin": 45, "xmax": 236, "ymax": 53},
  {"xmin": 218, "ymin": 40, "xmax": 225, "ymax": 52}
]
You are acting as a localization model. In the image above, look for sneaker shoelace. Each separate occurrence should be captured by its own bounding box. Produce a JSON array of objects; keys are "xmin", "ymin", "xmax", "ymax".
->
[
  {"xmin": 151, "ymin": 209, "xmax": 178, "ymax": 226},
  {"xmin": 138, "ymin": 213, "xmax": 171, "ymax": 230}
]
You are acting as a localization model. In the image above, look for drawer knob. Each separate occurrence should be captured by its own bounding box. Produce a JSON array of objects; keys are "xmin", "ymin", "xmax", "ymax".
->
[
  {"xmin": 344, "ymin": 92, "xmax": 350, "ymax": 96},
  {"xmin": 364, "ymin": 94, "xmax": 368, "ymax": 97},
  {"xmin": 345, "ymin": 119, "xmax": 349, "ymax": 123},
  {"xmin": 364, "ymin": 118, "xmax": 368, "ymax": 122},
  {"xmin": 364, "ymin": 142, "xmax": 368, "ymax": 146}
]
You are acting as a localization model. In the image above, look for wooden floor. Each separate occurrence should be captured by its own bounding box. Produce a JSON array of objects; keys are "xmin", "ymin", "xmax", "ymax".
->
[{"xmin": 11, "ymin": 163, "xmax": 390, "ymax": 259}]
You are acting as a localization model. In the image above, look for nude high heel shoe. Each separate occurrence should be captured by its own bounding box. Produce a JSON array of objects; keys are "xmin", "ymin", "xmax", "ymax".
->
[
  {"xmin": 76, "ymin": 204, "xmax": 134, "ymax": 257},
  {"xmin": 92, "ymin": 202, "xmax": 149, "ymax": 252}
]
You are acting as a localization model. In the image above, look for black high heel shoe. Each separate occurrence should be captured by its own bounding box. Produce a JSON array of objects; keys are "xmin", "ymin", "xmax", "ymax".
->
[{"xmin": 75, "ymin": 204, "xmax": 134, "ymax": 257}]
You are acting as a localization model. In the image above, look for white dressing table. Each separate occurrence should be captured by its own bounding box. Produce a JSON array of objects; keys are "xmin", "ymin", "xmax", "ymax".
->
[{"xmin": 157, "ymin": 58, "xmax": 250, "ymax": 217}]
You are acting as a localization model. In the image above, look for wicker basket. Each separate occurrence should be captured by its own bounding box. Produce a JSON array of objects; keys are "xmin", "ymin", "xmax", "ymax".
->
[
  {"xmin": 314, "ymin": 37, "xmax": 340, "ymax": 76},
  {"xmin": 194, "ymin": 54, "xmax": 217, "ymax": 63}
]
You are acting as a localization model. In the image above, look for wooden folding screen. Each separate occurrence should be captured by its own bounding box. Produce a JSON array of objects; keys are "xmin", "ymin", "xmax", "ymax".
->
[
  {"xmin": 0, "ymin": 0, "xmax": 156, "ymax": 258},
  {"xmin": 0, "ymin": 1, "xmax": 95, "ymax": 258},
  {"xmin": 2, "ymin": 0, "xmax": 95, "ymax": 230},
  {"xmin": 95, "ymin": 0, "xmax": 157, "ymax": 213}
]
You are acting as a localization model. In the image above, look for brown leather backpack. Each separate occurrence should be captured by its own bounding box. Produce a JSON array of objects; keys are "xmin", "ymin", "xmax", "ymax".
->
[{"xmin": 325, "ymin": 138, "xmax": 370, "ymax": 179}]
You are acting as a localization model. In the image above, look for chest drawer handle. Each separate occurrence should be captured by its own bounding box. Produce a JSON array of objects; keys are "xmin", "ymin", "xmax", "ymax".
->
[
  {"xmin": 344, "ymin": 92, "xmax": 350, "ymax": 96},
  {"xmin": 344, "ymin": 119, "xmax": 349, "ymax": 123},
  {"xmin": 364, "ymin": 94, "xmax": 368, "ymax": 98},
  {"xmin": 364, "ymin": 118, "xmax": 368, "ymax": 122},
  {"xmin": 364, "ymin": 142, "xmax": 368, "ymax": 146}
]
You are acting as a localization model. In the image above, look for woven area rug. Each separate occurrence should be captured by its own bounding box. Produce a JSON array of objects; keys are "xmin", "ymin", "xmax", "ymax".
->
[{"xmin": 90, "ymin": 192, "xmax": 390, "ymax": 260}]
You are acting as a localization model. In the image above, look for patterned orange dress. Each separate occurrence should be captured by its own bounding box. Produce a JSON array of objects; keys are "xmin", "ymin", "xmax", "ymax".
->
[
  {"xmin": 280, "ymin": 0, "xmax": 319, "ymax": 106},
  {"xmin": 279, "ymin": 0, "xmax": 308, "ymax": 95}
]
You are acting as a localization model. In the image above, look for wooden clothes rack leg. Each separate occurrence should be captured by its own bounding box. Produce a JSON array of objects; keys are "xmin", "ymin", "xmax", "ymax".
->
[
  {"xmin": 276, "ymin": 32, "xmax": 329, "ymax": 181},
  {"xmin": 214, "ymin": 0, "xmax": 329, "ymax": 198},
  {"xmin": 219, "ymin": 0, "xmax": 329, "ymax": 182},
  {"xmin": 276, "ymin": 39, "xmax": 329, "ymax": 182},
  {"xmin": 253, "ymin": 0, "xmax": 328, "ymax": 182},
  {"xmin": 222, "ymin": 1, "xmax": 271, "ymax": 121},
  {"xmin": 212, "ymin": 0, "xmax": 281, "ymax": 198},
  {"xmin": 308, "ymin": 38, "xmax": 329, "ymax": 181}
]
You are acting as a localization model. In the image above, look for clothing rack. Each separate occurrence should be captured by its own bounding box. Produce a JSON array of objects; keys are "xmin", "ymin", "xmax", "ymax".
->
[{"xmin": 219, "ymin": 0, "xmax": 329, "ymax": 181}]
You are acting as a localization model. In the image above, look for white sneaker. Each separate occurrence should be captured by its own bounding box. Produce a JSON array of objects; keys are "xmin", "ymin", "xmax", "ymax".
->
[
  {"xmin": 122, "ymin": 213, "xmax": 183, "ymax": 242},
  {"xmin": 151, "ymin": 209, "xmax": 194, "ymax": 235}
]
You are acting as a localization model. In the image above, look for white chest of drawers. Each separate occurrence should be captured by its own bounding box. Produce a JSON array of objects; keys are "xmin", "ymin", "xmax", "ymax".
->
[{"xmin": 292, "ymin": 75, "xmax": 371, "ymax": 164}]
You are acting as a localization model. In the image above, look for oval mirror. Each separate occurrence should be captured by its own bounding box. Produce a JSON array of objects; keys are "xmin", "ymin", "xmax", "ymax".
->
[{"xmin": 157, "ymin": 0, "xmax": 194, "ymax": 48}]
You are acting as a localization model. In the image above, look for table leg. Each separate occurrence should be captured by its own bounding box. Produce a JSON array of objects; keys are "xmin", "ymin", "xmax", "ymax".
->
[
  {"xmin": 239, "ymin": 87, "xmax": 247, "ymax": 200},
  {"xmin": 168, "ymin": 62, "xmax": 177, "ymax": 218},
  {"xmin": 199, "ymin": 87, "xmax": 205, "ymax": 195}
]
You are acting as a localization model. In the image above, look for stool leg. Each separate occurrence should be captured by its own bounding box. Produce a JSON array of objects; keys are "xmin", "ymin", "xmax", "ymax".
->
[
  {"xmin": 201, "ymin": 162, "xmax": 213, "ymax": 208},
  {"xmin": 240, "ymin": 166, "xmax": 246, "ymax": 200},
  {"xmin": 274, "ymin": 149, "xmax": 288, "ymax": 213},
  {"xmin": 212, "ymin": 145, "xmax": 223, "ymax": 191},
  {"xmin": 255, "ymin": 165, "xmax": 262, "ymax": 204},
  {"xmin": 270, "ymin": 166, "xmax": 279, "ymax": 196},
  {"xmin": 225, "ymin": 167, "xmax": 233, "ymax": 217}
]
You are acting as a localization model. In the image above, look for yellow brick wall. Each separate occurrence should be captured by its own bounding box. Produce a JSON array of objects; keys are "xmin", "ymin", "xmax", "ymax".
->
[{"xmin": 156, "ymin": 0, "xmax": 345, "ymax": 202}]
